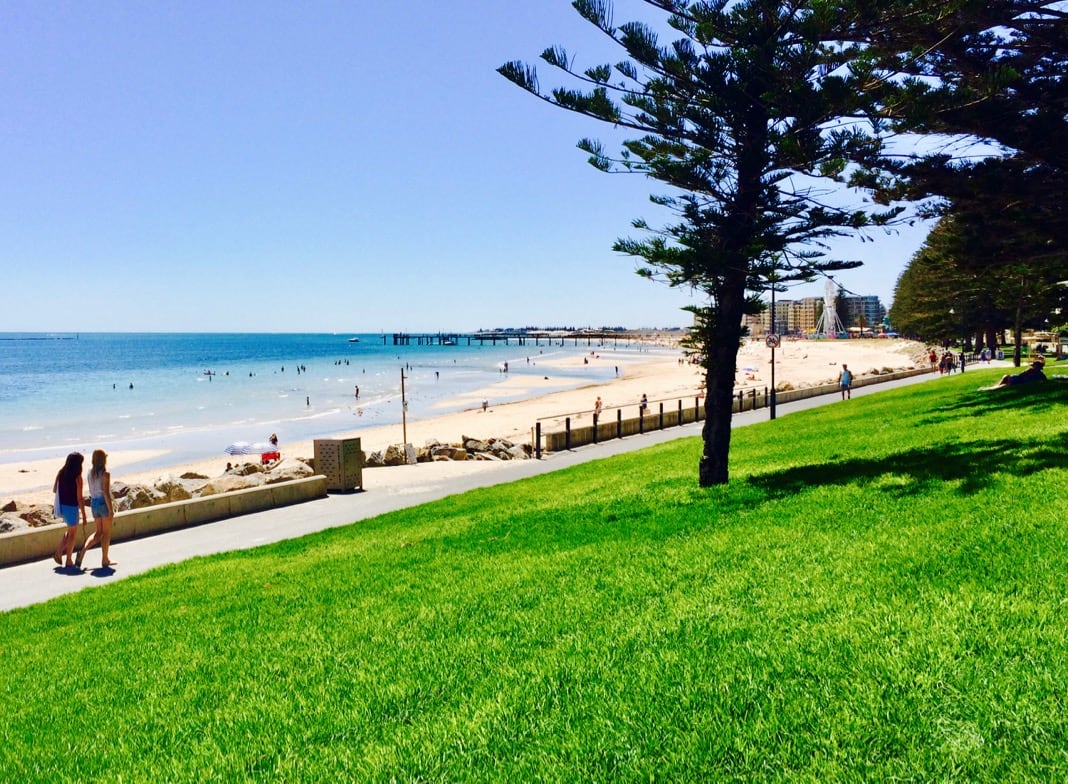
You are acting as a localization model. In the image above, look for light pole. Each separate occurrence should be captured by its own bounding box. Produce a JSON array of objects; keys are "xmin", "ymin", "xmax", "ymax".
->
[
  {"xmin": 766, "ymin": 272, "xmax": 783, "ymax": 420},
  {"xmin": 401, "ymin": 368, "xmax": 409, "ymax": 454},
  {"xmin": 770, "ymin": 282, "xmax": 777, "ymax": 420},
  {"xmin": 1055, "ymin": 281, "xmax": 1068, "ymax": 358}
]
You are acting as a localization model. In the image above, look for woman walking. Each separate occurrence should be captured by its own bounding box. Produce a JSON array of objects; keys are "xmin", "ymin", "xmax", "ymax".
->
[
  {"xmin": 52, "ymin": 452, "xmax": 87, "ymax": 568},
  {"xmin": 76, "ymin": 449, "xmax": 117, "ymax": 569}
]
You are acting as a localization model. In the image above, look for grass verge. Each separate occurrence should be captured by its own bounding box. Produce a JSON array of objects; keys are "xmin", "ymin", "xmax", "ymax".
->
[{"xmin": 2, "ymin": 368, "xmax": 1067, "ymax": 782}]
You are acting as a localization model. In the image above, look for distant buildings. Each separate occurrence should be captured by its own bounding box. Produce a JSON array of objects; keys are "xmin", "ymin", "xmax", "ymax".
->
[{"xmin": 743, "ymin": 294, "xmax": 887, "ymax": 336}]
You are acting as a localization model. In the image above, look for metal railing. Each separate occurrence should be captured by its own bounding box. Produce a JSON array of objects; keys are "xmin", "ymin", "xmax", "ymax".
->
[{"xmin": 531, "ymin": 365, "xmax": 938, "ymax": 457}]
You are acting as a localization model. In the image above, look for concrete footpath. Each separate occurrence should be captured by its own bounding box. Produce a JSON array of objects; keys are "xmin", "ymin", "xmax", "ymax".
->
[{"xmin": 0, "ymin": 370, "xmax": 956, "ymax": 613}]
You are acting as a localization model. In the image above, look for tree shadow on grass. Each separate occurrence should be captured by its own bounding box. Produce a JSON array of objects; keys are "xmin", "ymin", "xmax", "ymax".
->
[
  {"xmin": 747, "ymin": 431, "xmax": 1068, "ymax": 500},
  {"xmin": 918, "ymin": 380, "xmax": 1068, "ymax": 425}
]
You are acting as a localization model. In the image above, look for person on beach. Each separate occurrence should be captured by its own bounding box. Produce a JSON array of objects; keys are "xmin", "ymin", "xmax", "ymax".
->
[
  {"xmin": 639, "ymin": 393, "xmax": 648, "ymax": 415},
  {"xmin": 76, "ymin": 449, "xmax": 116, "ymax": 569},
  {"xmin": 594, "ymin": 396, "xmax": 603, "ymax": 425},
  {"xmin": 52, "ymin": 452, "xmax": 87, "ymax": 568},
  {"xmin": 838, "ymin": 364, "xmax": 853, "ymax": 400}
]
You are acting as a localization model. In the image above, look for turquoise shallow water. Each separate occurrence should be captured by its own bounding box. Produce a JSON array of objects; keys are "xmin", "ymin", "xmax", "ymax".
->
[{"xmin": 0, "ymin": 332, "xmax": 655, "ymax": 482}]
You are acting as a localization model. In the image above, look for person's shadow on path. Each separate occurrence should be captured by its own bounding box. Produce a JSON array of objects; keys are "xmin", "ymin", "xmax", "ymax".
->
[{"xmin": 52, "ymin": 565, "xmax": 85, "ymax": 576}]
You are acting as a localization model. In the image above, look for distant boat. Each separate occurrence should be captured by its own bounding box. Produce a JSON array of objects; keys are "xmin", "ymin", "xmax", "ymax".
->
[
  {"xmin": 441, "ymin": 338, "xmax": 456, "ymax": 346},
  {"xmin": 347, "ymin": 337, "xmax": 360, "ymax": 343}
]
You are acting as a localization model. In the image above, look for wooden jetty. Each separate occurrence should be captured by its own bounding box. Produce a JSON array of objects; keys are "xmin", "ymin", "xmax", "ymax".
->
[{"xmin": 384, "ymin": 330, "xmax": 649, "ymax": 347}]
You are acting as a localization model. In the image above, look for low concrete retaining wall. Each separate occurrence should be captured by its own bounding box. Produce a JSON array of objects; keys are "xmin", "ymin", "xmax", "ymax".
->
[
  {"xmin": 775, "ymin": 365, "xmax": 934, "ymax": 404},
  {"xmin": 0, "ymin": 475, "xmax": 329, "ymax": 568},
  {"xmin": 542, "ymin": 366, "xmax": 935, "ymax": 453}
]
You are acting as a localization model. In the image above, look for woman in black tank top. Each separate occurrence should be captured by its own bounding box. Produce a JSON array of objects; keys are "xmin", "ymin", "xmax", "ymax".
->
[{"xmin": 52, "ymin": 452, "xmax": 87, "ymax": 568}]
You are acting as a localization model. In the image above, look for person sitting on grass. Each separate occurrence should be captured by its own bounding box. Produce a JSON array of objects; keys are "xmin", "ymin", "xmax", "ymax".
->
[{"xmin": 988, "ymin": 359, "xmax": 1046, "ymax": 389}]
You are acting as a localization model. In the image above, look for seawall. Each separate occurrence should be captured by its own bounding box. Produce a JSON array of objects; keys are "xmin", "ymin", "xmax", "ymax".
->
[{"xmin": 0, "ymin": 475, "xmax": 328, "ymax": 568}]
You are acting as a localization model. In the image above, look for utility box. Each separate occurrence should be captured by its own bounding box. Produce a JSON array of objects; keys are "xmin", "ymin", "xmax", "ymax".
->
[{"xmin": 313, "ymin": 438, "xmax": 363, "ymax": 492}]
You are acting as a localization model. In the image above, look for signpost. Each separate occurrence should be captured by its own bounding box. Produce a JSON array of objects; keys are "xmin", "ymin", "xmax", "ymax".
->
[{"xmin": 765, "ymin": 332, "xmax": 780, "ymax": 420}]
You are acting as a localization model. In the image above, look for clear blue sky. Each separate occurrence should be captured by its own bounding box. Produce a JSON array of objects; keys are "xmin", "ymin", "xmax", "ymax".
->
[{"xmin": 1, "ymin": 0, "xmax": 930, "ymax": 333}]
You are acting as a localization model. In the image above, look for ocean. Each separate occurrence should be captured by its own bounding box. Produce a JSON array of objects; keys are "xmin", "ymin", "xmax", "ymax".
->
[{"xmin": 0, "ymin": 332, "xmax": 652, "ymax": 476}]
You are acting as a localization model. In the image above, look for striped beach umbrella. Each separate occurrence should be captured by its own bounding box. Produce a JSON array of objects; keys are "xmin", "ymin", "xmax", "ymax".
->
[{"xmin": 224, "ymin": 441, "xmax": 275, "ymax": 455}]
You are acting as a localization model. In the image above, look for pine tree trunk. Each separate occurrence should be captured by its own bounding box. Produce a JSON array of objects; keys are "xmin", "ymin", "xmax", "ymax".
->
[
  {"xmin": 698, "ymin": 279, "xmax": 747, "ymax": 487},
  {"xmin": 1013, "ymin": 305, "xmax": 1023, "ymax": 367},
  {"xmin": 699, "ymin": 363, "xmax": 734, "ymax": 486},
  {"xmin": 698, "ymin": 79, "xmax": 767, "ymax": 487}
]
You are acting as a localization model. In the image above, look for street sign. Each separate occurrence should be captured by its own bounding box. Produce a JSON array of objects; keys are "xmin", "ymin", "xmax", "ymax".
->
[{"xmin": 765, "ymin": 334, "xmax": 781, "ymax": 349}]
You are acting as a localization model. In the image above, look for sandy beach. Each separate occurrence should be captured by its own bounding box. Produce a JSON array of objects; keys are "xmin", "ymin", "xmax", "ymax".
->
[{"xmin": 2, "ymin": 339, "xmax": 930, "ymax": 508}]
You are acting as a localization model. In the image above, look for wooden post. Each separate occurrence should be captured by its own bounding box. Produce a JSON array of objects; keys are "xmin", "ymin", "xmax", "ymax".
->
[
  {"xmin": 401, "ymin": 368, "xmax": 408, "ymax": 446},
  {"xmin": 535, "ymin": 422, "xmax": 542, "ymax": 460},
  {"xmin": 565, "ymin": 417, "xmax": 571, "ymax": 451}
]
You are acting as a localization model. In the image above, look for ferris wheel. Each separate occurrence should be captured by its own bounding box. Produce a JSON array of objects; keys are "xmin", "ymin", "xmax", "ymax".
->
[{"xmin": 814, "ymin": 280, "xmax": 845, "ymax": 336}]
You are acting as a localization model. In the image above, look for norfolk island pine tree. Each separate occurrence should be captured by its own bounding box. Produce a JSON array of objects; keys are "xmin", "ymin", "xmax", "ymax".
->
[{"xmin": 500, "ymin": 0, "xmax": 906, "ymax": 485}]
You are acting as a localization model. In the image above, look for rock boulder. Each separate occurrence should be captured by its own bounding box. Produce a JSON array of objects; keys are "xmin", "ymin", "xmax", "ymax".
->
[
  {"xmin": 0, "ymin": 513, "xmax": 25, "ymax": 533},
  {"xmin": 154, "ymin": 477, "xmax": 193, "ymax": 503},
  {"xmin": 21, "ymin": 505, "xmax": 59, "ymax": 527},
  {"xmin": 431, "ymin": 445, "xmax": 468, "ymax": 461},
  {"xmin": 195, "ymin": 473, "xmax": 266, "ymax": 497},
  {"xmin": 116, "ymin": 484, "xmax": 167, "ymax": 511},
  {"xmin": 264, "ymin": 461, "xmax": 314, "ymax": 484}
]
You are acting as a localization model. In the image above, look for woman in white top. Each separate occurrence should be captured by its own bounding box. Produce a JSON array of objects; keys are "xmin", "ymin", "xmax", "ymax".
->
[{"xmin": 77, "ymin": 449, "xmax": 117, "ymax": 569}]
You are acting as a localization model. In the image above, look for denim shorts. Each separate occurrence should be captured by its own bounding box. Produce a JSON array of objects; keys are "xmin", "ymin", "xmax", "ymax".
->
[
  {"xmin": 91, "ymin": 498, "xmax": 110, "ymax": 519},
  {"xmin": 59, "ymin": 504, "xmax": 80, "ymax": 527}
]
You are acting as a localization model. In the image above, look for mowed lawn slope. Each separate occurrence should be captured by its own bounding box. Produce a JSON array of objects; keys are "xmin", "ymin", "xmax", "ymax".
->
[{"xmin": 2, "ymin": 368, "xmax": 1067, "ymax": 782}]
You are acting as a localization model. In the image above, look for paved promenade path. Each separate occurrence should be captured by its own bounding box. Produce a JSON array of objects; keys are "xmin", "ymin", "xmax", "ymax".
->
[{"xmin": 0, "ymin": 370, "xmax": 968, "ymax": 612}]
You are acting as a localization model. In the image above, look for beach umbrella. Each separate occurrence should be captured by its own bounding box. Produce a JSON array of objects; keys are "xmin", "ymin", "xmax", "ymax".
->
[{"xmin": 224, "ymin": 441, "xmax": 275, "ymax": 455}]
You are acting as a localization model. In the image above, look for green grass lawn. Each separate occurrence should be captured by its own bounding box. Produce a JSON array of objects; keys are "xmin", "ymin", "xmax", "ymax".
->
[{"xmin": 2, "ymin": 368, "xmax": 1067, "ymax": 782}]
